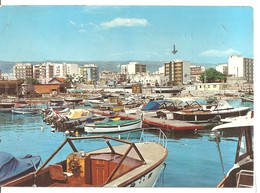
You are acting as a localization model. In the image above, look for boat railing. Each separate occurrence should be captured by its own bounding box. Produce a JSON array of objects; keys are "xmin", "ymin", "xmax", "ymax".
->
[{"xmin": 114, "ymin": 128, "xmax": 168, "ymax": 148}]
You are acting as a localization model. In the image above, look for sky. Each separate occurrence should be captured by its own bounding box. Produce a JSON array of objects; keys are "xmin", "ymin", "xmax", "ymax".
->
[{"xmin": 0, "ymin": 5, "xmax": 254, "ymax": 64}]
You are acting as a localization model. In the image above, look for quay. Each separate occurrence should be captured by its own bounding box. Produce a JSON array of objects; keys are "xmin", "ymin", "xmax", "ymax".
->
[{"xmin": 89, "ymin": 109, "xmax": 203, "ymax": 131}]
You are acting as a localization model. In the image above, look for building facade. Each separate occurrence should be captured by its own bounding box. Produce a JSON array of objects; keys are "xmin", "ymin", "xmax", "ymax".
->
[
  {"xmin": 228, "ymin": 55, "xmax": 253, "ymax": 83},
  {"xmin": 216, "ymin": 63, "xmax": 228, "ymax": 75},
  {"xmin": 121, "ymin": 62, "xmax": 146, "ymax": 75},
  {"xmin": 33, "ymin": 62, "xmax": 54, "ymax": 83},
  {"xmin": 13, "ymin": 63, "xmax": 33, "ymax": 80},
  {"xmin": 190, "ymin": 65, "xmax": 205, "ymax": 83},
  {"xmin": 164, "ymin": 60, "xmax": 191, "ymax": 85},
  {"xmin": 79, "ymin": 64, "xmax": 99, "ymax": 83}
]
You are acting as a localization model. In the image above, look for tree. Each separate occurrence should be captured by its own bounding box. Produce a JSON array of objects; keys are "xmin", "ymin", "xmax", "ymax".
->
[
  {"xmin": 200, "ymin": 68, "xmax": 226, "ymax": 83},
  {"xmin": 65, "ymin": 74, "xmax": 74, "ymax": 84},
  {"xmin": 25, "ymin": 78, "xmax": 39, "ymax": 85}
]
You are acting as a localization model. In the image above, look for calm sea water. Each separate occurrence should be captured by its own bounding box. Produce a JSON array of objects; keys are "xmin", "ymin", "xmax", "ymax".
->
[{"xmin": 0, "ymin": 99, "xmax": 253, "ymax": 188}]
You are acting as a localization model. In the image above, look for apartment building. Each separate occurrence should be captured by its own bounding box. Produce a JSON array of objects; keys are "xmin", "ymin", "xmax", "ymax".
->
[
  {"xmin": 121, "ymin": 62, "xmax": 146, "ymax": 75},
  {"xmin": 79, "ymin": 64, "xmax": 99, "ymax": 83},
  {"xmin": 33, "ymin": 62, "xmax": 54, "ymax": 83},
  {"xmin": 190, "ymin": 65, "xmax": 205, "ymax": 83},
  {"xmin": 228, "ymin": 55, "xmax": 253, "ymax": 83},
  {"xmin": 13, "ymin": 63, "xmax": 33, "ymax": 80},
  {"xmin": 164, "ymin": 60, "xmax": 191, "ymax": 85}
]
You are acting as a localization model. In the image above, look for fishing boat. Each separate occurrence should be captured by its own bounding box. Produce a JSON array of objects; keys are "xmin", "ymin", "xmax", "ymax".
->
[
  {"xmin": 11, "ymin": 107, "xmax": 40, "ymax": 114},
  {"xmin": 83, "ymin": 118, "xmax": 142, "ymax": 134},
  {"xmin": 172, "ymin": 100, "xmax": 250, "ymax": 123},
  {"xmin": 64, "ymin": 97, "xmax": 83, "ymax": 103},
  {"xmin": 0, "ymin": 152, "xmax": 41, "ymax": 185},
  {"xmin": 87, "ymin": 96, "xmax": 104, "ymax": 108},
  {"xmin": 0, "ymin": 99, "xmax": 16, "ymax": 112},
  {"xmin": 211, "ymin": 118, "xmax": 254, "ymax": 188},
  {"xmin": 2, "ymin": 128, "xmax": 168, "ymax": 187}
]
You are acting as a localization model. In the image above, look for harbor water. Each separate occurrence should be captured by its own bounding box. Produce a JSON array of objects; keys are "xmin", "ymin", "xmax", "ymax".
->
[{"xmin": 0, "ymin": 99, "xmax": 253, "ymax": 188}]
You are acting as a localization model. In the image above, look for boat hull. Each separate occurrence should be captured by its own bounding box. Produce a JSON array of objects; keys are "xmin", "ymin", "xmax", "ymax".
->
[
  {"xmin": 173, "ymin": 107, "xmax": 250, "ymax": 123},
  {"xmin": 84, "ymin": 119, "xmax": 142, "ymax": 133}
]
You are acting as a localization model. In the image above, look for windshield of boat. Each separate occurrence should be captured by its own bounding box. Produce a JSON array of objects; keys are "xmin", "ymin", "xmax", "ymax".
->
[{"xmin": 235, "ymin": 126, "xmax": 253, "ymax": 163}]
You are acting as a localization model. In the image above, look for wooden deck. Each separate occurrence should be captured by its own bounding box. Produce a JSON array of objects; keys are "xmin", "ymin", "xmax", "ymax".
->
[{"xmin": 89, "ymin": 109, "xmax": 203, "ymax": 131}]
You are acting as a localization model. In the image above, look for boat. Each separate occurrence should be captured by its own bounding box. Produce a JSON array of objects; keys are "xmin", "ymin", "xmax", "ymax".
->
[
  {"xmin": 83, "ymin": 118, "xmax": 142, "ymax": 134},
  {"xmin": 152, "ymin": 86, "xmax": 182, "ymax": 95},
  {"xmin": 221, "ymin": 110, "xmax": 254, "ymax": 123},
  {"xmin": 0, "ymin": 152, "xmax": 41, "ymax": 185},
  {"xmin": 66, "ymin": 109, "xmax": 92, "ymax": 120},
  {"xmin": 2, "ymin": 128, "xmax": 168, "ymax": 187},
  {"xmin": 0, "ymin": 99, "xmax": 16, "ymax": 112},
  {"xmin": 45, "ymin": 109, "xmax": 92, "ymax": 130},
  {"xmin": 11, "ymin": 107, "xmax": 40, "ymax": 114},
  {"xmin": 87, "ymin": 96, "xmax": 104, "ymax": 108},
  {"xmin": 172, "ymin": 100, "xmax": 251, "ymax": 123},
  {"xmin": 211, "ymin": 118, "xmax": 254, "ymax": 188},
  {"xmin": 62, "ymin": 114, "xmax": 117, "ymax": 133},
  {"xmin": 0, "ymin": 102, "xmax": 15, "ymax": 108},
  {"xmin": 64, "ymin": 97, "xmax": 83, "ymax": 103}
]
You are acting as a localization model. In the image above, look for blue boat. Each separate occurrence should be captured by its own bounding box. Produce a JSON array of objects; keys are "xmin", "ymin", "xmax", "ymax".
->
[{"xmin": 0, "ymin": 152, "xmax": 41, "ymax": 185}]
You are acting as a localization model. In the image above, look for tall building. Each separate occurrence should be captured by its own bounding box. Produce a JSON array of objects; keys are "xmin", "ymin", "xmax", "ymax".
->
[
  {"xmin": 228, "ymin": 56, "xmax": 253, "ymax": 83},
  {"xmin": 53, "ymin": 63, "xmax": 67, "ymax": 78},
  {"xmin": 79, "ymin": 64, "xmax": 99, "ymax": 83},
  {"xmin": 66, "ymin": 63, "xmax": 79, "ymax": 76},
  {"xmin": 13, "ymin": 63, "xmax": 33, "ymax": 80},
  {"xmin": 121, "ymin": 62, "xmax": 146, "ymax": 75},
  {"xmin": 190, "ymin": 65, "xmax": 205, "ymax": 83},
  {"xmin": 164, "ymin": 60, "xmax": 191, "ymax": 85},
  {"xmin": 33, "ymin": 62, "xmax": 54, "ymax": 83}
]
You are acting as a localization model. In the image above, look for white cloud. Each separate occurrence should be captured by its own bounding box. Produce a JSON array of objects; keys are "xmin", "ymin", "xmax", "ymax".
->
[
  {"xmin": 199, "ymin": 49, "xmax": 240, "ymax": 57},
  {"xmin": 69, "ymin": 21, "xmax": 77, "ymax": 26},
  {"xmin": 100, "ymin": 18, "xmax": 148, "ymax": 28}
]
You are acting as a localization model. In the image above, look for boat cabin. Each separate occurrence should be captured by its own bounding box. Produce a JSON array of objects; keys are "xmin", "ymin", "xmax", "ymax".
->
[{"xmin": 212, "ymin": 119, "xmax": 254, "ymax": 188}]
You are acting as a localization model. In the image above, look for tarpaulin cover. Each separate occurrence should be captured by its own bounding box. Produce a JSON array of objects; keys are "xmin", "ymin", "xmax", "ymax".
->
[
  {"xmin": 142, "ymin": 100, "xmax": 169, "ymax": 111},
  {"xmin": 0, "ymin": 151, "xmax": 41, "ymax": 184}
]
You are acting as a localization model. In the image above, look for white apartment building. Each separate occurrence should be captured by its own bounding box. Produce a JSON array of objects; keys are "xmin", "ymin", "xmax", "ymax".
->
[
  {"xmin": 13, "ymin": 63, "xmax": 33, "ymax": 80},
  {"xmin": 228, "ymin": 56, "xmax": 244, "ymax": 77},
  {"xmin": 79, "ymin": 64, "xmax": 99, "ymax": 83},
  {"xmin": 228, "ymin": 55, "xmax": 253, "ymax": 83},
  {"xmin": 33, "ymin": 62, "xmax": 54, "ymax": 84},
  {"xmin": 121, "ymin": 62, "xmax": 146, "ymax": 75},
  {"xmin": 66, "ymin": 63, "xmax": 79, "ymax": 76},
  {"xmin": 53, "ymin": 63, "xmax": 67, "ymax": 78}
]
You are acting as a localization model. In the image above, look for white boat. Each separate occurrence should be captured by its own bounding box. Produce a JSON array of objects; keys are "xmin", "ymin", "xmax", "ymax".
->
[
  {"xmin": 172, "ymin": 100, "xmax": 251, "ymax": 123},
  {"xmin": 211, "ymin": 118, "xmax": 254, "ymax": 187},
  {"xmin": 221, "ymin": 110, "xmax": 254, "ymax": 123},
  {"xmin": 84, "ymin": 118, "xmax": 142, "ymax": 134},
  {"xmin": 11, "ymin": 107, "xmax": 40, "ymax": 114},
  {"xmin": 2, "ymin": 128, "xmax": 168, "ymax": 187}
]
